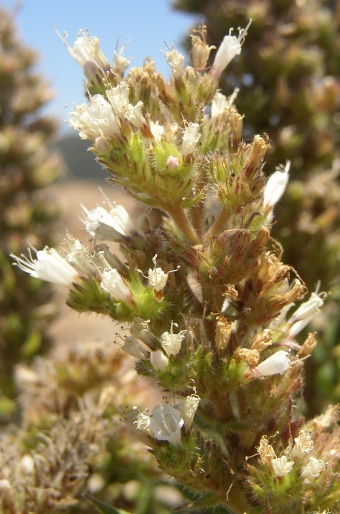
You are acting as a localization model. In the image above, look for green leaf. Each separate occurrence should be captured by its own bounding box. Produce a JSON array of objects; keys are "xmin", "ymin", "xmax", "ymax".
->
[{"xmin": 84, "ymin": 494, "xmax": 132, "ymax": 514}]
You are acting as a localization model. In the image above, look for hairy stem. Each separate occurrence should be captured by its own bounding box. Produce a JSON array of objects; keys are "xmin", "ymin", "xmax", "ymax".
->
[
  {"xmin": 206, "ymin": 206, "xmax": 231, "ymax": 238},
  {"xmin": 165, "ymin": 204, "xmax": 201, "ymax": 245}
]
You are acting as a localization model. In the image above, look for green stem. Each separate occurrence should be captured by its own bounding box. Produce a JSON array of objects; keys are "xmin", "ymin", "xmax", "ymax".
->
[
  {"xmin": 166, "ymin": 204, "xmax": 201, "ymax": 245},
  {"xmin": 206, "ymin": 206, "xmax": 230, "ymax": 238}
]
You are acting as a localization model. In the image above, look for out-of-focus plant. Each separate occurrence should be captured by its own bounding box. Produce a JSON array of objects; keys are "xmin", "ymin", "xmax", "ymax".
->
[
  {"xmin": 172, "ymin": 0, "xmax": 340, "ymax": 416},
  {"xmin": 0, "ymin": 341, "xmax": 178, "ymax": 513},
  {"xmin": 0, "ymin": 7, "xmax": 63, "ymax": 416},
  {"xmin": 11, "ymin": 25, "xmax": 339, "ymax": 513}
]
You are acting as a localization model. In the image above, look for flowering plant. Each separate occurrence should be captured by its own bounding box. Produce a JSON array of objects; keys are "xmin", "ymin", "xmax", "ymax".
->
[{"xmin": 12, "ymin": 25, "xmax": 339, "ymax": 513}]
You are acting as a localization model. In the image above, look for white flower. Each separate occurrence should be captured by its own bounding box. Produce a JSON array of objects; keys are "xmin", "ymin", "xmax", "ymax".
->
[
  {"xmin": 134, "ymin": 409, "xmax": 152, "ymax": 433},
  {"xmin": 130, "ymin": 318, "xmax": 154, "ymax": 346},
  {"xmin": 211, "ymin": 20, "xmax": 251, "ymax": 78},
  {"xmin": 178, "ymin": 395, "xmax": 200, "ymax": 431},
  {"xmin": 149, "ymin": 404, "xmax": 184, "ymax": 445},
  {"xmin": 107, "ymin": 81, "xmax": 145, "ymax": 128},
  {"xmin": 113, "ymin": 43, "xmax": 130, "ymax": 74},
  {"xmin": 11, "ymin": 247, "xmax": 77, "ymax": 287},
  {"xmin": 59, "ymin": 29, "xmax": 110, "ymax": 71},
  {"xmin": 211, "ymin": 91, "xmax": 229, "ymax": 117},
  {"xmin": 150, "ymin": 350, "xmax": 169, "ymax": 372},
  {"xmin": 164, "ymin": 48, "xmax": 184, "ymax": 78},
  {"xmin": 147, "ymin": 256, "xmax": 169, "ymax": 293},
  {"xmin": 211, "ymin": 89, "xmax": 240, "ymax": 117},
  {"xmin": 253, "ymin": 350, "xmax": 291, "ymax": 377},
  {"xmin": 150, "ymin": 121, "xmax": 164, "ymax": 142},
  {"xmin": 301, "ymin": 457, "xmax": 325, "ymax": 483},
  {"xmin": 81, "ymin": 203, "xmax": 132, "ymax": 240},
  {"xmin": 69, "ymin": 95, "xmax": 120, "ymax": 140},
  {"xmin": 106, "ymin": 81, "xmax": 130, "ymax": 117},
  {"xmin": 272, "ymin": 455, "xmax": 294, "ymax": 477},
  {"xmin": 66, "ymin": 238, "xmax": 98, "ymax": 276},
  {"xmin": 100, "ymin": 268, "xmax": 132, "ymax": 304},
  {"xmin": 182, "ymin": 122, "xmax": 201, "ymax": 158},
  {"xmin": 288, "ymin": 290, "xmax": 325, "ymax": 338},
  {"xmin": 125, "ymin": 101, "xmax": 146, "ymax": 128},
  {"xmin": 146, "ymin": 255, "xmax": 179, "ymax": 295},
  {"xmin": 291, "ymin": 429, "xmax": 314, "ymax": 459},
  {"xmin": 160, "ymin": 322, "xmax": 186, "ymax": 357},
  {"xmin": 122, "ymin": 336, "xmax": 149, "ymax": 360},
  {"xmin": 263, "ymin": 161, "xmax": 290, "ymax": 209}
]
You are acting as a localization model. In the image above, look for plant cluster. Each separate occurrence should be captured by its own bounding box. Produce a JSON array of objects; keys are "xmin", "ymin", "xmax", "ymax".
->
[{"xmin": 10, "ymin": 24, "xmax": 340, "ymax": 513}]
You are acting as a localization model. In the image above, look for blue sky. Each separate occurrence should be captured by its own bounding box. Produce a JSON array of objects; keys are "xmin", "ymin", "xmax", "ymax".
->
[{"xmin": 2, "ymin": 0, "xmax": 199, "ymax": 130}]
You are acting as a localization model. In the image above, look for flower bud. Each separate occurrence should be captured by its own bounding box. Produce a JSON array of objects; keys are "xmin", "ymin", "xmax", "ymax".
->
[
  {"xmin": 248, "ymin": 350, "xmax": 291, "ymax": 378},
  {"xmin": 150, "ymin": 349, "xmax": 169, "ymax": 372},
  {"xmin": 178, "ymin": 395, "xmax": 200, "ymax": 432},
  {"xmin": 263, "ymin": 161, "xmax": 290, "ymax": 209},
  {"xmin": 166, "ymin": 155, "xmax": 180, "ymax": 169}
]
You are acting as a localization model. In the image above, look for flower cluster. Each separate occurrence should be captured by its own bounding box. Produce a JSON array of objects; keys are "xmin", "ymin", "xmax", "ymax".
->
[{"xmin": 11, "ymin": 24, "xmax": 339, "ymax": 514}]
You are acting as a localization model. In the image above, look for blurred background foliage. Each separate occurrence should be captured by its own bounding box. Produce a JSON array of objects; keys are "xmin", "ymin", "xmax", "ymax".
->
[
  {"xmin": 0, "ymin": 6, "xmax": 63, "ymax": 418},
  {"xmin": 172, "ymin": 0, "xmax": 340, "ymax": 416}
]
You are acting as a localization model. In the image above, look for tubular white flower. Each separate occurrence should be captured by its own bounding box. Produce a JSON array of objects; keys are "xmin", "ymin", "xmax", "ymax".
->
[
  {"xmin": 122, "ymin": 336, "xmax": 149, "ymax": 360},
  {"xmin": 125, "ymin": 101, "xmax": 146, "ymax": 128},
  {"xmin": 178, "ymin": 395, "xmax": 200, "ymax": 431},
  {"xmin": 272, "ymin": 456, "xmax": 294, "ymax": 477},
  {"xmin": 253, "ymin": 350, "xmax": 291, "ymax": 377},
  {"xmin": 107, "ymin": 81, "xmax": 145, "ymax": 127},
  {"xmin": 146, "ymin": 255, "xmax": 179, "ymax": 294},
  {"xmin": 301, "ymin": 457, "xmax": 325, "ymax": 483},
  {"xmin": 59, "ymin": 30, "xmax": 110, "ymax": 71},
  {"xmin": 291, "ymin": 429, "xmax": 314, "ymax": 459},
  {"xmin": 211, "ymin": 91, "xmax": 229, "ymax": 117},
  {"xmin": 288, "ymin": 290, "xmax": 325, "ymax": 338},
  {"xmin": 263, "ymin": 161, "xmax": 290, "ymax": 209},
  {"xmin": 211, "ymin": 20, "xmax": 251, "ymax": 78},
  {"xmin": 182, "ymin": 122, "xmax": 201, "ymax": 158},
  {"xmin": 150, "ymin": 350, "xmax": 169, "ymax": 372},
  {"xmin": 66, "ymin": 238, "xmax": 98, "ymax": 276},
  {"xmin": 149, "ymin": 404, "xmax": 184, "ymax": 445},
  {"xmin": 113, "ymin": 43, "xmax": 130, "ymax": 74},
  {"xmin": 100, "ymin": 268, "xmax": 132, "ymax": 304},
  {"xmin": 165, "ymin": 48, "xmax": 184, "ymax": 78},
  {"xmin": 106, "ymin": 81, "xmax": 130, "ymax": 117},
  {"xmin": 147, "ymin": 256, "xmax": 168, "ymax": 293},
  {"xmin": 11, "ymin": 247, "xmax": 77, "ymax": 287},
  {"xmin": 81, "ymin": 203, "xmax": 132, "ymax": 240},
  {"xmin": 69, "ymin": 95, "xmax": 120, "ymax": 140},
  {"xmin": 150, "ymin": 121, "xmax": 164, "ymax": 142},
  {"xmin": 160, "ymin": 322, "xmax": 186, "ymax": 357}
]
